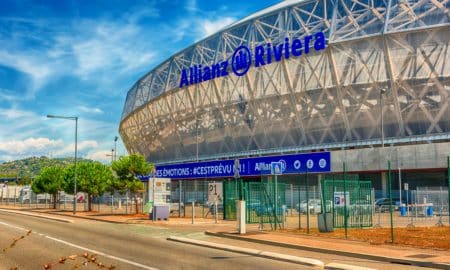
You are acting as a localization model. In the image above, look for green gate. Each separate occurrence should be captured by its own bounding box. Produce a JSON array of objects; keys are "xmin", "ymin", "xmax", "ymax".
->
[
  {"xmin": 322, "ymin": 178, "xmax": 373, "ymax": 228},
  {"xmin": 223, "ymin": 180, "xmax": 238, "ymax": 220},
  {"xmin": 223, "ymin": 178, "xmax": 286, "ymax": 228}
]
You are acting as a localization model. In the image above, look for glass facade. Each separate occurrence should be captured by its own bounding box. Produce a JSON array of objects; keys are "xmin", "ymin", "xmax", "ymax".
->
[{"xmin": 120, "ymin": 0, "xmax": 450, "ymax": 164}]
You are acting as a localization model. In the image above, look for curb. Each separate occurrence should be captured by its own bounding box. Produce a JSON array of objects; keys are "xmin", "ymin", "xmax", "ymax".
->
[
  {"xmin": 0, "ymin": 208, "xmax": 74, "ymax": 223},
  {"xmin": 167, "ymin": 236, "xmax": 325, "ymax": 268},
  {"xmin": 47, "ymin": 211, "xmax": 124, "ymax": 224},
  {"xmin": 205, "ymin": 231, "xmax": 450, "ymax": 270},
  {"xmin": 325, "ymin": 263, "xmax": 376, "ymax": 270}
]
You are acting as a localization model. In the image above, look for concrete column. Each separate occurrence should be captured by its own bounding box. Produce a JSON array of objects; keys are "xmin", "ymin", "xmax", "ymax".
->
[{"xmin": 381, "ymin": 172, "xmax": 387, "ymax": 197}]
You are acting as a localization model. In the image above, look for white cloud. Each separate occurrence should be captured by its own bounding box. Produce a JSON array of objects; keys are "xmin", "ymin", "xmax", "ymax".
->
[
  {"xmin": 78, "ymin": 106, "xmax": 103, "ymax": 114},
  {"xmin": 0, "ymin": 137, "xmax": 101, "ymax": 162},
  {"xmin": 53, "ymin": 140, "xmax": 99, "ymax": 157},
  {"xmin": 0, "ymin": 138, "xmax": 64, "ymax": 156},
  {"xmin": 186, "ymin": 0, "xmax": 198, "ymax": 12},
  {"xmin": 85, "ymin": 150, "xmax": 114, "ymax": 164},
  {"xmin": 0, "ymin": 51, "xmax": 52, "ymax": 97},
  {"xmin": 199, "ymin": 17, "xmax": 236, "ymax": 37}
]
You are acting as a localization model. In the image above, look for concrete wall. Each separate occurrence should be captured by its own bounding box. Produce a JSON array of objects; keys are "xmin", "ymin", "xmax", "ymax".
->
[{"xmin": 331, "ymin": 142, "xmax": 450, "ymax": 172}]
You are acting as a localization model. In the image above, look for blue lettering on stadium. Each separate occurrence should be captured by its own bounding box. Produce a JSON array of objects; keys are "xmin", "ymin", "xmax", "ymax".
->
[{"xmin": 179, "ymin": 31, "xmax": 327, "ymax": 88}]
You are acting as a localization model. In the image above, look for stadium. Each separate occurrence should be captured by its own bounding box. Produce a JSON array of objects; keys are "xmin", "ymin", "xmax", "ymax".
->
[{"xmin": 119, "ymin": 0, "xmax": 449, "ymax": 197}]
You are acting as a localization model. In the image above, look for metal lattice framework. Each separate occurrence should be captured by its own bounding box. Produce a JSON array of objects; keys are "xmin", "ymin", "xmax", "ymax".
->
[{"xmin": 120, "ymin": 0, "xmax": 450, "ymax": 164}]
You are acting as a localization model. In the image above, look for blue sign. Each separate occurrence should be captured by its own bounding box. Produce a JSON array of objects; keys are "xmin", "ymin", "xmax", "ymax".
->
[
  {"xmin": 153, "ymin": 152, "xmax": 330, "ymax": 179},
  {"xmin": 179, "ymin": 31, "xmax": 327, "ymax": 88},
  {"xmin": 270, "ymin": 162, "xmax": 283, "ymax": 175}
]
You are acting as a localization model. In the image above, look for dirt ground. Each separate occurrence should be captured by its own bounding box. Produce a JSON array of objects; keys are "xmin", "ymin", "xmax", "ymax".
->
[{"xmin": 289, "ymin": 226, "xmax": 450, "ymax": 250}]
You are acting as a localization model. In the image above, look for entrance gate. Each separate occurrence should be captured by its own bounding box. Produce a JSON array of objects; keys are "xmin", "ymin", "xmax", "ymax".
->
[
  {"xmin": 322, "ymin": 178, "xmax": 373, "ymax": 228},
  {"xmin": 223, "ymin": 178, "xmax": 286, "ymax": 228}
]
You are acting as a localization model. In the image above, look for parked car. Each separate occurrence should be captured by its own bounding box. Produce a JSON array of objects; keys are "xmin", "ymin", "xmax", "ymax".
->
[
  {"xmin": 296, "ymin": 199, "xmax": 334, "ymax": 214},
  {"xmin": 247, "ymin": 199, "xmax": 288, "ymax": 215},
  {"xmin": 296, "ymin": 199, "xmax": 322, "ymax": 214},
  {"xmin": 374, "ymin": 197, "xmax": 405, "ymax": 212}
]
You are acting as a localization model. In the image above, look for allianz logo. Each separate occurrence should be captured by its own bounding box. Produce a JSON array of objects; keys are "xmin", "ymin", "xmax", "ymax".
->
[{"xmin": 179, "ymin": 31, "xmax": 327, "ymax": 88}]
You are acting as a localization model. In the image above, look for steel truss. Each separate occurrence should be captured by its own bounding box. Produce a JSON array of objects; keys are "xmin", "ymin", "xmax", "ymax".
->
[{"xmin": 120, "ymin": 0, "xmax": 450, "ymax": 163}]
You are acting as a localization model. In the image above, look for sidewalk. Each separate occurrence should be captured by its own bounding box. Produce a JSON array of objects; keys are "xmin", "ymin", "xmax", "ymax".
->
[
  {"xmin": 2, "ymin": 206, "xmax": 450, "ymax": 269},
  {"xmin": 206, "ymin": 230, "xmax": 450, "ymax": 269}
]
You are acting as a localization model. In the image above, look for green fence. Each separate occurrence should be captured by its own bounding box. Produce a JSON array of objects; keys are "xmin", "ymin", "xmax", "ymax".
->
[
  {"xmin": 322, "ymin": 178, "xmax": 373, "ymax": 228},
  {"xmin": 223, "ymin": 180, "xmax": 237, "ymax": 220},
  {"xmin": 224, "ymin": 177, "xmax": 286, "ymax": 228}
]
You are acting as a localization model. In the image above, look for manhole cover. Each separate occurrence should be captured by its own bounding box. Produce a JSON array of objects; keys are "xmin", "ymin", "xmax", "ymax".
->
[{"xmin": 406, "ymin": 254, "xmax": 437, "ymax": 259}]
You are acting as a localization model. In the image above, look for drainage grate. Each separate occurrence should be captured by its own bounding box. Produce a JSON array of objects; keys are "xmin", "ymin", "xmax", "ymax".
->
[{"xmin": 405, "ymin": 254, "xmax": 437, "ymax": 259}]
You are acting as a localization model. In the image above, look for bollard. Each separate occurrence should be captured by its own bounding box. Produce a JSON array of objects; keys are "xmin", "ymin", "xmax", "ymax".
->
[
  {"xmin": 236, "ymin": 200, "xmax": 246, "ymax": 234},
  {"xmin": 192, "ymin": 201, "xmax": 195, "ymax": 224},
  {"xmin": 282, "ymin": 205, "xmax": 286, "ymax": 229}
]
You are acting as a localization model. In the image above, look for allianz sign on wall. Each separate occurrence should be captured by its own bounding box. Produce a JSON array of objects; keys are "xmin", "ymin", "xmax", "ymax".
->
[{"xmin": 179, "ymin": 31, "xmax": 327, "ymax": 88}]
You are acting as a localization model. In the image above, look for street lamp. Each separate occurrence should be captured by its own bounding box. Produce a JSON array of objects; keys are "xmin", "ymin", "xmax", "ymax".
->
[
  {"xmin": 380, "ymin": 89, "xmax": 387, "ymax": 147},
  {"xmin": 47, "ymin": 114, "xmax": 78, "ymax": 215},
  {"xmin": 114, "ymin": 136, "xmax": 118, "ymax": 161}
]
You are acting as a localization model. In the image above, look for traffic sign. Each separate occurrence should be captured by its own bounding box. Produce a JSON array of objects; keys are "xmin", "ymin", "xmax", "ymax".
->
[{"xmin": 271, "ymin": 162, "xmax": 283, "ymax": 175}]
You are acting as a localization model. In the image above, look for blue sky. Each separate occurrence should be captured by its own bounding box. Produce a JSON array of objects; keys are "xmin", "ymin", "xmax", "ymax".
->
[{"xmin": 0, "ymin": 0, "xmax": 280, "ymax": 163}]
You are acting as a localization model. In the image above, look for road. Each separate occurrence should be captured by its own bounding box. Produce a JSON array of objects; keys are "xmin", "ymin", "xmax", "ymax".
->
[
  {"xmin": 0, "ymin": 211, "xmax": 314, "ymax": 270},
  {"xmin": 0, "ymin": 211, "xmax": 436, "ymax": 270}
]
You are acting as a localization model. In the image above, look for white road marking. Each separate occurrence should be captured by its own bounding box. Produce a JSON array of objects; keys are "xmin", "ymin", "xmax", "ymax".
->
[
  {"xmin": 45, "ymin": 236, "xmax": 160, "ymax": 270},
  {"xmin": 0, "ymin": 221, "xmax": 29, "ymax": 232},
  {"xmin": 0, "ymin": 219, "xmax": 159, "ymax": 270}
]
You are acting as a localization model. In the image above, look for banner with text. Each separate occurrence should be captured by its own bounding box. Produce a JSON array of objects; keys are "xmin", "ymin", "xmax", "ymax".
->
[{"xmin": 153, "ymin": 152, "xmax": 330, "ymax": 179}]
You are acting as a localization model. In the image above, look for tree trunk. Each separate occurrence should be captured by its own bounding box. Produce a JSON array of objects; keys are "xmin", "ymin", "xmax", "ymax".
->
[
  {"xmin": 88, "ymin": 194, "xmax": 92, "ymax": 212},
  {"xmin": 53, "ymin": 193, "xmax": 57, "ymax": 209},
  {"xmin": 134, "ymin": 193, "xmax": 139, "ymax": 214}
]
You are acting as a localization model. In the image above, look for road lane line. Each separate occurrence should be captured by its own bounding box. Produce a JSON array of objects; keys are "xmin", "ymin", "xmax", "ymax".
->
[
  {"xmin": 45, "ymin": 236, "xmax": 159, "ymax": 270},
  {"xmin": 0, "ymin": 221, "xmax": 29, "ymax": 232},
  {"xmin": 0, "ymin": 209, "xmax": 73, "ymax": 223},
  {"xmin": 0, "ymin": 219, "xmax": 159, "ymax": 270}
]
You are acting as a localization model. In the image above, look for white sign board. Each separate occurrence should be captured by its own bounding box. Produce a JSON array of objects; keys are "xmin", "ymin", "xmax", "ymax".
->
[
  {"xmin": 208, "ymin": 182, "xmax": 223, "ymax": 203},
  {"xmin": 148, "ymin": 178, "xmax": 171, "ymax": 206},
  {"xmin": 334, "ymin": 191, "xmax": 350, "ymax": 207},
  {"xmin": 404, "ymin": 183, "xmax": 409, "ymax": 191}
]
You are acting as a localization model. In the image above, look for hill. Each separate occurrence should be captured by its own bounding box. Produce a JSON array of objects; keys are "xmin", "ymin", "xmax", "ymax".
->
[{"xmin": 0, "ymin": 156, "xmax": 92, "ymax": 180}]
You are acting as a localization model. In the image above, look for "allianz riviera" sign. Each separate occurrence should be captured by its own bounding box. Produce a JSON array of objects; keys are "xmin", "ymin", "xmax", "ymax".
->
[{"xmin": 179, "ymin": 31, "xmax": 327, "ymax": 88}]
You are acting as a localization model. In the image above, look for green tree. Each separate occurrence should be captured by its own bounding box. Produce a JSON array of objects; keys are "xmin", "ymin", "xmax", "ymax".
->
[
  {"xmin": 111, "ymin": 154, "xmax": 153, "ymax": 213},
  {"xmin": 64, "ymin": 161, "xmax": 114, "ymax": 211},
  {"xmin": 32, "ymin": 166, "xmax": 65, "ymax": 209}
]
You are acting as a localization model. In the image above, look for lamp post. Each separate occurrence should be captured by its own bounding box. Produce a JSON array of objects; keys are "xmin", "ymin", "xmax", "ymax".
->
[
  {"xmin": 380, "ymin": 89, "xmax": 387, "ymax": 147},
  {"xmin": 106, "ymin": 149, "xmax": 114, "ymax": 163},
  {"xmin": 114, "ymin": 136, "xmax": 118, "ymax": 161},
  {"xmin": 47, "ymin": 114, "xmax": 78, "ymax": 215}
]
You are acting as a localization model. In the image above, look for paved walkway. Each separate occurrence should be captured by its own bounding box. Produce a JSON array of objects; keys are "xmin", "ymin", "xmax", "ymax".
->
[{"xmin": 2, "ymin": 206, "xmax": 450, "ymax": 269}]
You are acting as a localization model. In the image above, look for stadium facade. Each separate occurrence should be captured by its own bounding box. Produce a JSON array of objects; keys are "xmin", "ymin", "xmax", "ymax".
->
[{"xmin": 120, "ymin": 0, "xmax": 450, "ymax": 191}]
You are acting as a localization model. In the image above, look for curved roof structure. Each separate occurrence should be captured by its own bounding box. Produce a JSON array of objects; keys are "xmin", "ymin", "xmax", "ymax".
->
[{"xmin": 120, "ymin": 0, "xmax": 450, "ymax": 164}]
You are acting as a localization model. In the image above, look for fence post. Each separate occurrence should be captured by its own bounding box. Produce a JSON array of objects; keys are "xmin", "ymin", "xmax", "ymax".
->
[
  {"xmin": 192, "ymin": 201, "xmax": 195, "ymax": 224},
  {"xmin": 447, "ymin": 156, "xmax": 450, "ymax": 227},
  {"xmin": 290, "ymin": 184, "xmax": 293, "ymax": 217},
  {"xmin": 179, "ymin": 180, "xmax": 182, "ymax": 218},
  {"xmin": 298, "ymin": 183, "xmax": 301, "ymax": 229},
  {"xmin": 343, "ymin": 162, "xmax": 348, "ymax": 239},
  {"xmin": 274, "ymin": 174, "xmax": 278, "ymax": 230},
  {"xmin": 388, "ymin": 160, "xmax": 394, "ymax": 243},
  {"xmin": 305, "ymin": 168, "xmax": 310, "ymax": 234}
]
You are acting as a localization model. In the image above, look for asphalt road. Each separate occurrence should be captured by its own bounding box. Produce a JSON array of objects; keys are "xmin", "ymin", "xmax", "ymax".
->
[{"xmin": 0, "ymin": 212, "xmax": 314, "ymax": 270}]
